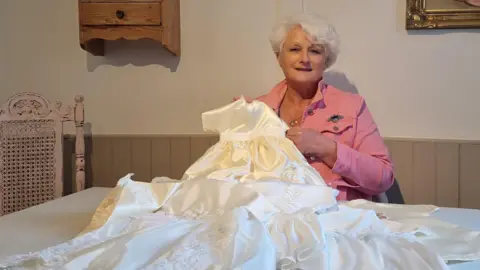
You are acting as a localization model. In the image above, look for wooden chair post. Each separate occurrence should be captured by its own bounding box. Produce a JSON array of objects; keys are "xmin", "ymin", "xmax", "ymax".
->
[{"xmin": 74, "ymin": 95, "xmax": 85, "ymax": 192}]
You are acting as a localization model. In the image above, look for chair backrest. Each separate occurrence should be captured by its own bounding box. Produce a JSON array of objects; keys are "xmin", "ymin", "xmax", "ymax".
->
[
  {"xmin": 385, "ymin": 178, "xmax": 405, "ymax": 204},
  {"xmin": 373, "ymin": 178, "xmax": 405, "ymax": 204},
  {"xmin": 0, "ymin": 92, "xmax": 85, "ymax": 216}
]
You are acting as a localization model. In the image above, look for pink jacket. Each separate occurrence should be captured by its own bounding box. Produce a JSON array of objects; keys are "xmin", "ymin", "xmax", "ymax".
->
[{"xmin": 255, "ymin": 80, "xmax": 394, "ymax": 201}]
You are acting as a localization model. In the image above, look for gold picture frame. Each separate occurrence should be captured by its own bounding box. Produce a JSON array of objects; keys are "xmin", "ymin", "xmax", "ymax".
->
[{"xmin": 406, "ymin": 0, "xmax": 480, "ymax": 29}]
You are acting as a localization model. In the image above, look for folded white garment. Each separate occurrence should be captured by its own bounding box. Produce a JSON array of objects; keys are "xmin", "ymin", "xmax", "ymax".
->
[{"xmin": 1, "ymin": 98, "xmax": 479, "ymax": 270}]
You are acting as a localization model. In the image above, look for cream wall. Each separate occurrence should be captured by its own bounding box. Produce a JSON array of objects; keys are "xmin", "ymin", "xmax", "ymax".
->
[{"xmin": 1, "ymin": 0, "xmax": 480, "ymax": 139}]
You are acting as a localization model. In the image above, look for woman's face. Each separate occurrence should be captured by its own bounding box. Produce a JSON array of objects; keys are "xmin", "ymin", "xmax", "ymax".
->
[{"xmin": 277, "ymin": 26, "xmax": 328, "ymax": 87}]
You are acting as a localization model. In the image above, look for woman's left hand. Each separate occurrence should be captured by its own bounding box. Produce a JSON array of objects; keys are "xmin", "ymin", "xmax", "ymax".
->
[{"xmin": 286, "ymin": 127, "xmax": 338, "ymax": 166}]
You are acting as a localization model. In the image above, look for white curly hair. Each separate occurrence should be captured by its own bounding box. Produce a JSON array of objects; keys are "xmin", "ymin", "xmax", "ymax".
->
[{"xmin": 269, "ymin": 13, "xmax": 340, "ymax": 68}]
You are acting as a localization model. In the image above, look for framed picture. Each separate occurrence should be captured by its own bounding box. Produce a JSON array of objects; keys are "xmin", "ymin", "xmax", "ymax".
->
[{"xmin": 406, "ymin": 0, "xmax": 480, "ymax": 29}]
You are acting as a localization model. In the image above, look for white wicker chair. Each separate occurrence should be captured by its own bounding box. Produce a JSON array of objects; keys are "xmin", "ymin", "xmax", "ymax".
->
[{"xmin": 0, "ymin": 92, "xmax": 85, "ymax": 216}]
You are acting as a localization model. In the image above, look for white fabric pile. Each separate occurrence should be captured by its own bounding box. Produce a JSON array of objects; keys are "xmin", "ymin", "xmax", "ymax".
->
[{"xmin": 1, "ymin": 98, "xmax": 480, "ymax": 269}]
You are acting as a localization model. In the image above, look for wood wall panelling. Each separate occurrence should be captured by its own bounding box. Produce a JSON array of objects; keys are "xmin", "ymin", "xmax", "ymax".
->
[
  {"xmin": 459, "ymin": 143, "xmax": 480, "ymax": 209},
  {"xmin": 435, "ymin": 143, "xmax": 459, "ymax": 208},
  {"xmin": 412, "ymin": 141, "xmax": 436, "ymax": 205},
  {"xmin": 63, "ymin": 136, "xmax": 480, "ymax": 209},
  {"xmin": 151, "ymin": 137, "xmax": 171, "ymax": 181},
  {"xmin": 131, "ymin": 138, "xmax": 152, "ymax": 182},
  {"xmin": 388, "ymin": 141, "xmax": 414, "ymax": 204},
  {"xmin": 92, "ymin": 137, "xmax": 114, "ymax": 187}
]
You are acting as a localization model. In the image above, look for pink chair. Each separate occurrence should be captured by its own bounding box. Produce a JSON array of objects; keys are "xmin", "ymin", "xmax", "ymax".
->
[{"xmin": 0, "ymin": 93, "xmax": 85, "ymax": 216}]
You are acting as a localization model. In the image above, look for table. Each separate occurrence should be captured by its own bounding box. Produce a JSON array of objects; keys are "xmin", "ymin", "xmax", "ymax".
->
[
  {"xmin": 0, "ymin": 187, "xmax": 479, "ymax": 269},
  {"xmin": 0, "ymin": 187, "xmax": 110, "ymax": 258},
  {"xmin": 432, "ymin": 208, "xmax": 480, "ymax": 269}
]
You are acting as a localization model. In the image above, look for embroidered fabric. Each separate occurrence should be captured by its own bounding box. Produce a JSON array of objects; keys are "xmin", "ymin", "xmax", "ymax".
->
[{"xmin": 0, "ymin": 98, "xmax": 479, "ymax": 269}]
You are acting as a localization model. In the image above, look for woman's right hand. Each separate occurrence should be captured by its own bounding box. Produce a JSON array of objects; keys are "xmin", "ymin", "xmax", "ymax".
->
[{"xmin": 232, "ymin": 96, "xmax": 254, "ymax": 103}]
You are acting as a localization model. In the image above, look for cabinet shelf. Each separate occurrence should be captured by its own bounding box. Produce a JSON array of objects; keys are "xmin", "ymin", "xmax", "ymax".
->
[{"xmin": 78, "ymin": 0, "xmax": 180, "ymax": 56}]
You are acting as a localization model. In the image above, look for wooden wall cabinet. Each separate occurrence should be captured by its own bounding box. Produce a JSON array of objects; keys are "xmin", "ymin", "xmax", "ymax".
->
[{"xmin": 78, "ymin": 0, "xmax": 180, "ymax": 56}]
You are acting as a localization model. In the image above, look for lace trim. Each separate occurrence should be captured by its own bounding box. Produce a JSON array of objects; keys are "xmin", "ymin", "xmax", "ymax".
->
[
  {"xmin": 0, "ymin": 214, "xmax": 177, "ymax": 268},
  {"xmin": 151, "ymin": 241, "xmax": 210, "ymax": 270},
  {"xmin": 277, "ymin": 244, "xmax": 321, "ymax": 270},
  {"xmin": 147, "ymin": 217, "xmax": 237, "ymax": 269},
  {"xmin": 162, "ymin": 208, "xmax": 226, "ymax": 220},
  {"xmin": 282, "ymin": 185, "xmax": 303, "ymax": 211},
  {"xmin": 281, "ymin": 163, "xmax": 304, "ymax": 183}
]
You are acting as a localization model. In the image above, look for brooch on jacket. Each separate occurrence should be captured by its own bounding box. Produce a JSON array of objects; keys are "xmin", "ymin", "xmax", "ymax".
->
[{"xmin": 328, "ymin": 114, "xmax": 344, "ymax": 123}]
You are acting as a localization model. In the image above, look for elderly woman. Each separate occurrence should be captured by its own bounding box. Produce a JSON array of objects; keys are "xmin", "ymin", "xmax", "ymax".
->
[{"xmin": 237, "ymin": 14, "xmax": 394, "ymax": 201}]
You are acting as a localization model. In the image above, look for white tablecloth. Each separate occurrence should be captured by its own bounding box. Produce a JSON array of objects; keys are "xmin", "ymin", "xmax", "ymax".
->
[
  {"xmin": 0, "ymin": 187, "xmax": 111, "ymax": 258},
  {"xmin": 0, "ymin": 187, "xmax": 479, "ymax": 269}
]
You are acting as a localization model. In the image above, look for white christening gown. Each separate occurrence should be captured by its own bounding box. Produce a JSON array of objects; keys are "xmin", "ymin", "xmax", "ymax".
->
[{"xmin": 1, "ymin": 98, "xmax": 480, "ymax": 270}]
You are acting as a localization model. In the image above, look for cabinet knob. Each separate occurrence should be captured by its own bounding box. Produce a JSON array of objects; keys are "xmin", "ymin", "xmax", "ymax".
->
[{"xmin": 116, "ymin": 10, "xmax": 125, "ymax": 19}]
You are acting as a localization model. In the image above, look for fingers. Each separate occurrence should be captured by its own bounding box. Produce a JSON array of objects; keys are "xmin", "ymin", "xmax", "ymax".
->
[
  {"xmin": 285, "ymin": 129, "xmax": 302, "ymax": 143},
  {"xmin": 286, "ymin": 128, "xmax": 301, "ymax": 137}
]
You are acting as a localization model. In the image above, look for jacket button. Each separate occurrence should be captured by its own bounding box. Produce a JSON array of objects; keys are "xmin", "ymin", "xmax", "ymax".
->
[
  {"xmin": 333, "ymin": 126, "xmax": 339, "ymax": 131},
  {"xmin": 307, "ymin": 109, "xmax": 314, "ymax": 116}
]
